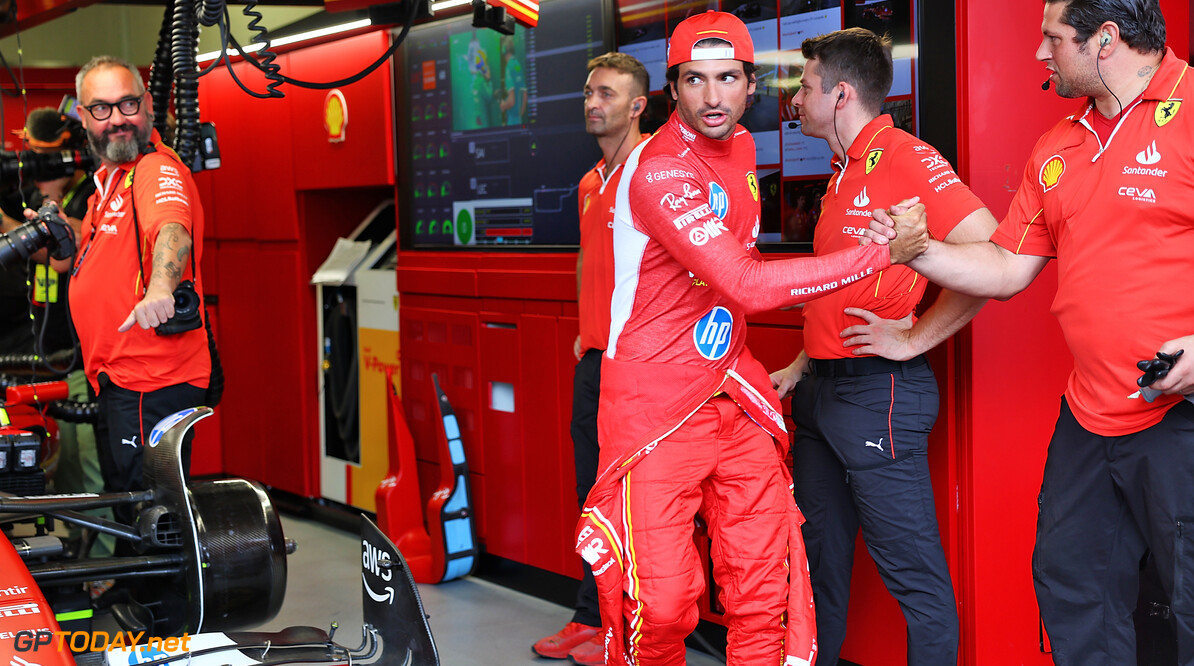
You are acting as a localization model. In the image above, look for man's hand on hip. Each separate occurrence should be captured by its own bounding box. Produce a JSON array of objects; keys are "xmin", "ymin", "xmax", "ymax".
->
[{"xmin": 840, "ymin": 309, "xmax": 916, "ymax": 361}]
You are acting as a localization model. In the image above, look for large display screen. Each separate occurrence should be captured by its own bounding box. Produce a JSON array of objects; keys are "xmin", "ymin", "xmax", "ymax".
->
[
  {"xmin": 401, "ymin": 0, "xmax": 611, "ymax": 247},
  {"xmin": 401, "ymin": 0, "xmax": 947, "ymax": 250}
]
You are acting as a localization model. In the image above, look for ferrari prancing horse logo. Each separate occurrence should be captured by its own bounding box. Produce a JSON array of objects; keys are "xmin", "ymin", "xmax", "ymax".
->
[
  {"xmin": 865, "ymin": 149, "xmax": 884, "ymax": 174},
  {"xmin": 746, "ymin": 172, "xmax": 758, "ymax": 202},
  {"xmin": 1156, "ymin": 99, "xmax": 1181, "ymax": 127}
]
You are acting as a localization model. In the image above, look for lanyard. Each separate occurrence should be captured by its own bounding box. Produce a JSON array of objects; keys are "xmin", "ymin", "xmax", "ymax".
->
[
  {"xmin": 59, "ymin": 172, "xmax": 88, "ymax": 213},
  {"xmin": 72, "ymin": 169, "xmax": 122, "ymax": 278}
]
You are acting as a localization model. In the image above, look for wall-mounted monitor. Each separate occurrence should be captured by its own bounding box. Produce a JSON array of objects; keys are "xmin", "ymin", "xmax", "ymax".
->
[
  {"xmin": 399, "ymin": 0, "xmax": 612, "ymax": 248},
  {"xmin": 399, "ymin": 0, "xmax": 956, "ymax": 253}
]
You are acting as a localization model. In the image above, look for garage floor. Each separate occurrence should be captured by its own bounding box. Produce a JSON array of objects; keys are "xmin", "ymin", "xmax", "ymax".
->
[{"xmin": 255, "ymin": 510, "xmax": 724, "ymax": 666}]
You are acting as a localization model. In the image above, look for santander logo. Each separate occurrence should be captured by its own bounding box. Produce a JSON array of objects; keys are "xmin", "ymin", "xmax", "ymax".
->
[
  {"xmin": 1136, "ymin": 141, "xmax": 1161, "ymax": 165},
  {"xmin": 853, "ymin": 187, "xmax": 870, "ymax": 208},
  {"xmin": 109, "ymin": 194, "xmax": 124, "ymax": 212}
]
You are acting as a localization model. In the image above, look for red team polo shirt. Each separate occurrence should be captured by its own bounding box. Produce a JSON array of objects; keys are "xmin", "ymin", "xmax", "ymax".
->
[
  {"xmin": 802, "ymin": 115, "xmax": 983, "ymax": 359},
  {"xmin": 990, "ymin": 48, "xmax": 1194, "ymax": 436},
  {"xmin": 577, "ymin": 135, "xmax": 649, "ymax": 354},
  {"xmin": 70, "ymin": 132, "xmax": 210, "ymax": 394}
]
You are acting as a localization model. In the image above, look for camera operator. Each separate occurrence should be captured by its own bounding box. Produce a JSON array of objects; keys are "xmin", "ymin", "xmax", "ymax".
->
[
  {"xmin": 69, "ymin": 55, "xmax": 209, "ymax": 512},
  {"xmin": 9, "ymin": 108, "xmax": 95, "ymax": 351}
]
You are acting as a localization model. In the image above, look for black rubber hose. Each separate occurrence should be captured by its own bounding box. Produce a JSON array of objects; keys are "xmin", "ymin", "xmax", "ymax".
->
[
  {"xmin": 148, "ymin": 0, "xmax": 176, "ymax": 139},
  {"xmin": 45, "ymin": 399, "xmax": 98, "ymax": 424},
  {"xmin": 170, "ymin": 0, "xmax": 201, "ymax": 165}
]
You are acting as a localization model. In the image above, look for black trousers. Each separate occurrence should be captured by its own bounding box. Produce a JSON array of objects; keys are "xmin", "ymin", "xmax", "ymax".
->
[
  {"xmin": 791, "ymin": 357, "xmax": 958, "ymax": 665},
  {"xmin": 570, "ymin": 348, "xmax": 602, "ymax": 627},
  {"xmin": 94, "ymin": 375, "xmax": 205, "ymax": 525},
  {"xmin": 1034, "ymin": 398, "xmax": 1194, "ymax": 665}
]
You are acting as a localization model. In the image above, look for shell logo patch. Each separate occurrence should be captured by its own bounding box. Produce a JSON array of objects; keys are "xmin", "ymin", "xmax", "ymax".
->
[
  {"xmin": 746, "ymin": 172, "xmax": 758, "ymax": 202},
  {"xmin": 1156, "ymin": 99, "xmax": 1181, "ymax": 127},
  {"xmin": 865, "ymin": 149, "xmax": 883, "ymax": 174},
  {"xmin": 1039, "ymin": 155, "xmax": 1066, "ymax": 192}
]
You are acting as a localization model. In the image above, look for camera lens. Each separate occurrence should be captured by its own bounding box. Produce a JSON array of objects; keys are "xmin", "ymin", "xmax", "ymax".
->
[
  {"xmin": 172, "ymin": 282, "xmax": 200, "ymax": 318},
  {"xmin": 0, "ymin": 220, "xmax": 49, "ymax": 269}
]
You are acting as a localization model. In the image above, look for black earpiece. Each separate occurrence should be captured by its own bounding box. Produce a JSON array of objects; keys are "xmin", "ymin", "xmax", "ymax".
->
[
  {"xmin": 1100, "ymin": 31, "xmax": 1111, "ymax": 46},
  {"xmin": 633, "ymin": 102, "xmax": 641, "ymax": 113},
  {"xmin": 838, "ymin": 90, "xmax": 845, "ymax": 101}
]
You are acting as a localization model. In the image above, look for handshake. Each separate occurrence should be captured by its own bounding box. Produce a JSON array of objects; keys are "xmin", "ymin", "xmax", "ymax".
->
[{"xmin": 861, "ymin": 197, "xmax": 929, "ymax": 266}]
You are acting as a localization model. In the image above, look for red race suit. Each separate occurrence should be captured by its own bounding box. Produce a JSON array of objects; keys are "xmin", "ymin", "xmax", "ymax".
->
[{"xmin": 575, "ymin": 112, "xmax": 891, "ymax": 665}]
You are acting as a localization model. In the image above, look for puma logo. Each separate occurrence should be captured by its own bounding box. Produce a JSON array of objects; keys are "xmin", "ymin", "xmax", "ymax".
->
[
  {"xmin": 865, "ymin": 438, "xmax": 885, "ymax": 452},
  {"xmin": 122, "ymin": 436, "xmax": 137, "ymax": 448}
]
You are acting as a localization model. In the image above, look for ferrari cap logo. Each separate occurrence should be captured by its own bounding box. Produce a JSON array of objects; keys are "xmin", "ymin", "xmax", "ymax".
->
[
  {"xmin": 1039, "ymin": 154, "xmax": 1066, "ymax": 192},
  {"xmin": 865, "ymin": 149, "xmax": 883, "ymax": 174},
  {"xmin": 1156, "ymin": 99, "xmax": 1181, "ymax": 127},
  {"xmin": 746, "ymin": 172, "xmax": 758, "ymax": 202}
]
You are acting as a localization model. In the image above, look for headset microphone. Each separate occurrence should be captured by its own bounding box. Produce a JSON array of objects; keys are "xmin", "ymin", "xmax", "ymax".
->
[{"xmin": 1042, "ymin": 78, "xmax": 1051, "ymax": 91}]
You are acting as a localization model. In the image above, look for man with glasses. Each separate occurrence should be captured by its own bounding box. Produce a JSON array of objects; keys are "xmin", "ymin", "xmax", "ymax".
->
[{"xmin": 67, "ymin": 55, "xmax": 209, "ymax": 513}]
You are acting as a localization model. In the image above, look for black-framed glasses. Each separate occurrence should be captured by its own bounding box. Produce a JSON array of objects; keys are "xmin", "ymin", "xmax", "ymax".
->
[{"xmin": 82, "ymin": 96, "xmax": 143, "ymax": 121}]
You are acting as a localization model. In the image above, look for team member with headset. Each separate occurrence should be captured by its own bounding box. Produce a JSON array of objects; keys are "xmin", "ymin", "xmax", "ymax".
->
[
  {"xmin": 774, "ymin": 27, "xmax": 997, "ymax": 665},
  {"xmin": 868, "ymin": 0, "xmax": 1194, "ymax": 661},
  {"xmin": 531, "ymin": 51, "xmax": 650, "ymax": 666}
]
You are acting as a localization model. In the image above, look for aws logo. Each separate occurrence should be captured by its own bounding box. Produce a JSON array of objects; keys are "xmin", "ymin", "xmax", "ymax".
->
[
  {"xmin": 1156, "ymin": 99, "xmax": 1181, "ymax": 127},
  {"xmin": 865, "ymin": 149, "xmax": 883, "ymax": 174},
  {"xmin": 1039, "ymin": 155, "xmax": 1066, "ymax": 192}
]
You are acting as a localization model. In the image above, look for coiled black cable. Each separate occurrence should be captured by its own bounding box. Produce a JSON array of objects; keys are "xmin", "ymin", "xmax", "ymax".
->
[
  {"xmin": 170, "ymin": 0, "xmax": 202, "ymax": 165},
  {"xmin": 148, "ymin": 0, "xmax": 177, "ymax": 140},
  {"xmin": 243, "ymin": 0, "xmax": 284, "ymax": 98},
  {"xmin": 195, "ymin": 0, "xmax": 224, "ymax": 28},
  {"xmin": 225, "ymin": 0, "xmax": 419, "ymax": 92}
]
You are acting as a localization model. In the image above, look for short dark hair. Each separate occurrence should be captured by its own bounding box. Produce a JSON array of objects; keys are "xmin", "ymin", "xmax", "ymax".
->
[
  {"xmin": 664, "ymin": 38, "xmax": 758, "ymax": 98},
  {"xmin": 588, "ymin": 51, "xmax": 650, "ymax": 99},
  {"xmin": 801, "ymin": 28, "xmax": 892, "ymax": 113},
  {"xmin": 1046, "ymin": 0, "xmax": 1165, "ymax": 53}
]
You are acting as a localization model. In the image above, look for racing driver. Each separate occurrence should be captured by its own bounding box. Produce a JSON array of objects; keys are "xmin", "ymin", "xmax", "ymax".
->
[{"xmin": 574, "ymin": 11, "xmax": 928, "ymax": 665}]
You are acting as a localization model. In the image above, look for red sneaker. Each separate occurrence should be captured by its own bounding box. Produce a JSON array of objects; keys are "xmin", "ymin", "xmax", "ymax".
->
[
  {"xmin": 568, "ymin": 634, "xmax": 605, "ymax": 666},
  {"xmin": 532, "ymin": 622, "xmax": 600, "ymax": 659}
]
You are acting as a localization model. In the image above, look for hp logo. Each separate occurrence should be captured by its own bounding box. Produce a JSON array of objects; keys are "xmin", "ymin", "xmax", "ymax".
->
[
  {"xmin": 693, "ymin": 306, "xmax": 734, "ymax": 360},
  {"xmin": 708, "ymin": 182, "xmax": 729, "ymax": 220}
]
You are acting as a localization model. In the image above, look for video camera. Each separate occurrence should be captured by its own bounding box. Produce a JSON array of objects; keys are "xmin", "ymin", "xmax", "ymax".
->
[
  {"xmin": 0, "ymin": 148, "xmax": 97, "ymax": 187},
  {"xmin": 0, "ymin": 203, "xmax": 76, "ymax": 269}
]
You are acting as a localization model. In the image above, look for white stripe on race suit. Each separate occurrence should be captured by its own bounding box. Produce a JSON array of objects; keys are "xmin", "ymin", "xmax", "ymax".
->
[{"xmin": 607, "ymin": 137, "xmax": 654, "ymax": 359}]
